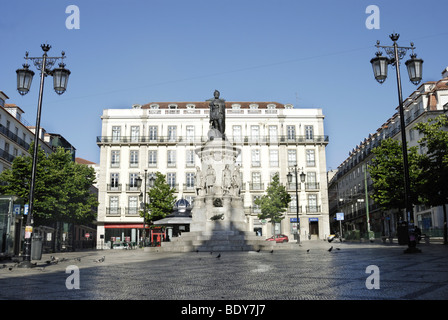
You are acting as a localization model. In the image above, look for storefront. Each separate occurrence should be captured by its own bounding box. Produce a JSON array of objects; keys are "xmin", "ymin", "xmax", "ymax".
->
[{"xmin": 104, "ymin": 223, "xmax": 148, "ymax": 248}]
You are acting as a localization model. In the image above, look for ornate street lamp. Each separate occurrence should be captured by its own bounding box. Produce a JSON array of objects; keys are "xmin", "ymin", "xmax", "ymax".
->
[
  {"xmin": 370, "ymin": 33, "xmax": 422, "ymax": 254},
  {"xmin": 16, "ymin": 63, "xmax": 35, "ymax": 96},
  {"xmin": 16, "ymin": 44, "xmax": 71, "ymax": 268},
  {"xmin": 287, "ymin": 165, "xmax": 306, "ymax": 244},
  {"xmin": 370, "ymin": 51, "xmax": 389, "ymax": 84},
  {"xmin": 405, "ymin": 54, "xmax": 424, "ymax": 85}
]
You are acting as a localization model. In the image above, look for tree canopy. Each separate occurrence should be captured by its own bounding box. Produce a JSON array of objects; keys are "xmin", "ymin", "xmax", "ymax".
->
[
  {"xmin": 368, "ymin": 138, "xmax": 422, "ymax": 211},
  {"xmin": 142, "ymin": 172, "xmax": 176, "ymax": 224},
  {"xmin": 0, "ymin": 144, "xmax": 98, "ymax": 225},
  {"xmin": 255, "ymin": 173, "xmax": 291, "ymax": 231}
]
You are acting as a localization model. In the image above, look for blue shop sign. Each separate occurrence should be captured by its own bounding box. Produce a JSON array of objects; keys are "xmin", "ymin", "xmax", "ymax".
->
[
  {"xmin": 309, "ymin": 217, "xmax": 319, "ymax": 222},
  {"xmin": 290, "ymin": 218, "xmax": 300, "ymax": 222}
]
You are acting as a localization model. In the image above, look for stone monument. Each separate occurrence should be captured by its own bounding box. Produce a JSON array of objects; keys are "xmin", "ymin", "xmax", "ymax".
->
[{"xmin": 146, "ymin": 91, "xmax": 276, "ymax": 252}]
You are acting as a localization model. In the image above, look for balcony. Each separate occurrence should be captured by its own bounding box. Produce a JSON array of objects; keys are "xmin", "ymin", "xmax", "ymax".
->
[
  {"xmin": 126, "ymin": 184, "xmax": 140, "ymax": 192},
  {"xmin": 305, "ymin": 182, "xmax": 320, "ymax": 191},
  {"xmin": 249, "ymin": 182, "xmax": 264, "ymax": 191},
  {"xmin": 97, "ymin": 135, "xmax": 329, "ymax": 147},
  {"xmin": 125, "ymin": 208, "xmax": 140, "ymax": 216},
  {"xmin": 305, "ymin": 205, "xmax": 321, "ymax": 213},
  {"xmin": 106, "ymin": 207, "xmax": 121, "ymax": 216},
  {"xmin": 107, "ymin": 184, "xmax": 122, "ymax": 192}
]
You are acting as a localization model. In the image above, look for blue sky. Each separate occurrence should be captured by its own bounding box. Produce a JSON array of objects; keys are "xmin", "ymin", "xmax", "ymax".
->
[{"xmin": 1, "ymin": 0, "xmax": 447, "ymax": 171}]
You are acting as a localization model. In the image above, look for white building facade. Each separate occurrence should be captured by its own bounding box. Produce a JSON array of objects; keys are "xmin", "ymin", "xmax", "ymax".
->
[{"xmin": 96, "ymin": 100, "xmax": 330, "ymax": 247}]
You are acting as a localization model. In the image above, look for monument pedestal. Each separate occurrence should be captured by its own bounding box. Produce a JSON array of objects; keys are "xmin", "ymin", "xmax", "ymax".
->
[{"xmin": 145, "ymin": 134, "xmax": 275, "ymax": 252}]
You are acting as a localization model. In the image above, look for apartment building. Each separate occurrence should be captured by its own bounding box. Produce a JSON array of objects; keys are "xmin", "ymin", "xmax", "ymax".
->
[
  {"xmin": 328, "ymin": 67, "xmax": 448, "ymax": 240},
  {"xmin": 96, "ymin": 99, "xmax": 330, "ymax": 247}
]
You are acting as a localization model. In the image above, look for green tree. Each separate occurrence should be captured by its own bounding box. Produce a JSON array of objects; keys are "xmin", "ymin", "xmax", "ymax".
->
[
  {"xmin": 415, "ymin": 114, "xmax": 448, "ymax": 244},
  {"xmin": 368, "ymin": 138, "xmax": 422, "ymax": 217},
  {"xmin": 255, "ymin": 173, "xmax": 291, "ymax": 238},
  {"xmin": 142, "ymin": 172, "xmax": 176, "ymax": 224},
  {"xmin": 0, "ymin": 145, "xmax": 98, "ymax": 226}
]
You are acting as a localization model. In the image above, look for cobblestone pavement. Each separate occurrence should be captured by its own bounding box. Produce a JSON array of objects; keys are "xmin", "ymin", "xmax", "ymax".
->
[{"xmin": 1, "ymin": 241, "xmax": 447, "ymax": 301}]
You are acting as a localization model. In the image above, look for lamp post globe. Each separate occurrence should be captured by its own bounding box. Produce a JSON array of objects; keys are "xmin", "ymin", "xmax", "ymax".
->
[
  {"xmin": 52, "ymin": 63, "xmax": 71, "ymax": 95},
  {"xmin": 370, "ymin": 52, "xmax": 389, "ymax": 84},
  {"xmin": 405, "ymin": 54, "xmax": 424, "ymax": 85},
  {"xmin": 16, "ymin": 64, "xmax": 35, "ymax": 96}
]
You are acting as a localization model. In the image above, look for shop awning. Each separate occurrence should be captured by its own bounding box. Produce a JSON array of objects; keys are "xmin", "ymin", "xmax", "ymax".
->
[
  {"xmin": 104, "ymin": 224, "xmax": 148, "ymax": 229},
  {"xmin": 153, "ymin": 217, "xmax": 192, "ymax": 225}
]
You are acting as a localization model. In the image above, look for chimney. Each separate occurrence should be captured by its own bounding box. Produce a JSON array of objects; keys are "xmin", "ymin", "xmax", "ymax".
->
[{"xmin": 442, "ymin": 67, "xmax": 448, "ymax": 79}]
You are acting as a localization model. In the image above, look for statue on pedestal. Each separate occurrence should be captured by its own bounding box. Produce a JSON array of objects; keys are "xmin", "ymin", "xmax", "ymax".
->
[
  {"xmin": 222, "ymin": 164, "xmax": 232, "ymax": 195},
  {"xmin": 205, "ymin": 164, "xmax": 216, "ymax": 195},
  {"xmin": 209, "ymin": 90, "xmax": 226, "ymax": 138}
]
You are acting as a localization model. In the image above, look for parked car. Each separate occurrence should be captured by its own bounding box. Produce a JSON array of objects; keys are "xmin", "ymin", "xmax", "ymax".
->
[{"xmin": 266, "ymin": 234, "xmax": 289, "ymax": 243}]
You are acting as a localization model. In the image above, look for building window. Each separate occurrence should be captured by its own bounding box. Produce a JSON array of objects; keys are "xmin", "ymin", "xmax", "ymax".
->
[
  {"xmin": 287, "ymin": 126, "xmax": 295, "ymax": 140},
  {"xmin": 287, "ymin": 149, "xmax": 297, "ymax": 167},
  {"xmin": 130, "ymin": 126, "xmax": 140, "ymax": 142},
  {"xmin": 251, "ymin": 125, "xmax": 259, "ymax": 141},
  {"xmin": 306, "ymin": 172, "xmax": 318, "ymax": 189},
  {"xmin": 128, "ymin": 196, "xmax": 138, "ymax": 215},
  {"xmin": 112, "ymin": 126, "xmax": 121, "ymax": 142},
  {"xmin": 167, "ymin": 150, "xmax": 176, "ymax": 167},
  {"xmin": 186, "ymin": 126, "xmax": 195, "ymax": 142},
  {"xmin": 186, "ymin": 172, "xmax": 195, "ymax": 189},
  {"xmin": 232, "ymin": 125, "xmax": 242, "ymax": 143},
  {"xmin": 109, "ymin": 196, "xmax": 119, "ymax": 215},
  {"xmin": 305, "ymin": 125, "xmax": 314, "ymax": 140},
  {"xmin": 167, "ymin": 173, "xmax": 176, "ymax": 188},
  {"xmin": 168, "ymin": 126, "xmax": 177, "ymax": 142},
  {"xmin": 111, "ymin": 150, "xmax": 120, "ymax": 167},
  {"xmin": 269, "ymin": 125, "xmax": 278, "ymax": 142},
  {"xmin": 130, "ymin": 150, "xmax": 139, "ymax": 167},
  {"xmin": 186, "ymin": 150, "xmax": 195, "ymax": 167},
  {"xmin": 129, "ymin": 173, "xmax": 139, "ymax": 189},
  {"xmin": 149, "ymin": 126, "xmax": 157, "ymax": 141},
  {"xmin": 307, "ymin": 194, "xmax": 318, "ymax": 213},
  {"xmin": 269, "ymin": 150, "xmax": 279, "ymax": 167},
  {"xmin": 110, "ymin": 173, "xmax": 119, "ymax": 189},
  {"xmin": 148, "ymin": 150, "xmax": 157, "ymax": 167},
  {"xmin": 290, "ymin": 194, "xmax": 297, "ymax": 209},
  {"xmin": 251, "ymin": 149, "xmax": 260, "ymax": 167},
  {"xmin": 251, "ymin": 172, "xmax": 262, "ymax": 190},
  {"xmin": 306, "ymin": 149, "xmax": 315, "ymax": 167}
]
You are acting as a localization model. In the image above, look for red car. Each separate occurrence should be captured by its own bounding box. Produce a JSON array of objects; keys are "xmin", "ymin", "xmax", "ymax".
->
[{"xmin": 266, "ymin": 234, "xmax": 289, "ymax": 243}]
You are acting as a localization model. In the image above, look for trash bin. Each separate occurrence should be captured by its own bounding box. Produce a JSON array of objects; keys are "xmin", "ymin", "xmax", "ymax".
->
[
  {"xmin": 31, "ymin": 234, "xmax": 43, "ymax": 260},
  {"xmin": 397, "ymin": 221, "xmax": 409, "ymax": 245}
]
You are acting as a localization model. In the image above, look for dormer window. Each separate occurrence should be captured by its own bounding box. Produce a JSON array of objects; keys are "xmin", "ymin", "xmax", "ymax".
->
[
  {"xmin": 249, "ymin": 104, "xmax": 259, "ymax": 109},
  {"xmin": 232, "ymin": 104, "xmax": 241, "ymax": 109},
  {"xmin": 267, "ymin": 104, "xmax": 276, "ymax": 109},
  {"xmin": 285, "ymin": 104, "xmax": 293, "ymax": 109},
  {"xmin": 168, "ymin": 104, "xmax": 178, "ymax": 109},
  {"xmin": 150, "ymin": 104, "xmax": 159, "ymax": 109},
  {"xmin": 186, "ymin": 104, "xmax": 196, "ymax": 109}
]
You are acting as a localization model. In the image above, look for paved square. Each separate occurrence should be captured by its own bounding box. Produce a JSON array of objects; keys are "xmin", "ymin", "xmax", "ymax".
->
[{"xmin": 1, "ymin": 241, "xmax": 447, "ymax": 301}]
